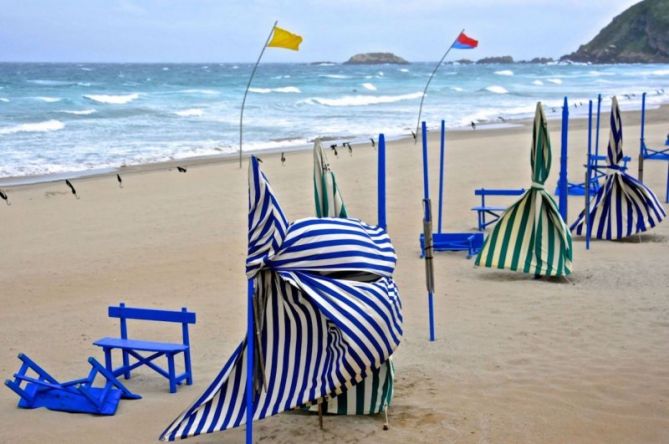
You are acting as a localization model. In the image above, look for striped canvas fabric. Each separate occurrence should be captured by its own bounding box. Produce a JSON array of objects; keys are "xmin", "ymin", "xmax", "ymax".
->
[
  {"xmin": 314, "ymin": 140, "xmax": 348, "ymax": 218},
  {"xmin": 571, "ymin": 97, "xmax": 666, "ymax": 239},
  {"xmin": 475, "ymin": 103, "xmax": 573, "ymax": 277},
  {"xmin": 312, "ymin": 140, "xmax": 394, "ymax": 416},
  {"xmin": 160, "ymin": 157, "xmax": 402, "ymax": 441}
]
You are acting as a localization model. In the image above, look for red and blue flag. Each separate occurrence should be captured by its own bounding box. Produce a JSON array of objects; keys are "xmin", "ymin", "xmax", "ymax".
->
[{"xmin": 452, "ymin": 32, "xmax": 478, "ymax": 49}]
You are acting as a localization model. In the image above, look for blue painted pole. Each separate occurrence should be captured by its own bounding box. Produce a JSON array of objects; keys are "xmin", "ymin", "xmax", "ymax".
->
[
  {"xmin": 585, "ymin": 100, "xmax": 593, "ymax": 251},
  {"xmin": 595, "ymin": 94, "xmax": 602, "ymax": 159},
  {"xmin": 421, "ymin": 122, "xmax": 430, "ymax": 203},
  {"xmin": 421, "ymin": 121, "xmax": 435, "ymax": 342},
  {"xmin": 378, "ymin": 133, "xmax": 387, "ymax": 230},
  {"xmin": 559, "ymin": 97, "xmax": 569, "ymax": 221},
  {"xmin": 245, "ymin": 278, "xmax": 254, "ymax": 444},
  {"xmin": 639, "ymin": 92, "xmax": 646, "ymax": 181},
  {"xmin": 437, "ymin": 120, "xmax": 445, "ymax": 234}
]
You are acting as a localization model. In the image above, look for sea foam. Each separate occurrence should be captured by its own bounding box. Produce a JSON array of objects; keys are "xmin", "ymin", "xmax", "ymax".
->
[
  {"xmin": 302, "ymin": 92, "xmax": 423, "ymax": 107},
  {"xmin": 175, "ymin": 108, "xmax": 204, "ymax": 117},
  {"xmin": 495, "ymin": 70, "xmax": 514, "ymax": 76},
  {"xmin": 61, "ymin": 109, "xmax": 97, "ymax": 115},
  {"xmin": 547, "ymin": 78, "xmax": 563, "ymax": 85},
  {"xmin": 84, "ymin": 93, "xmax": 139, "ymax": 104},
  {"xmin": 249, "ymin": 86, "xmax": 301, "ymax": 94},
  {"xmin": 485, "ymin": 85, "xmax": 509, "ymax": 94},
  {"xmin": 0, "ymin": 120, "xmax": 65, "ymax": 135},
  {"xmin": 532, "ymin": 80, "xmax": 544, "ymax": 86},
  {"xmin": 361, "ymin": 82, "xmax": 377, "ymax": 91},
  {"xmin": 36, "ymin": 96, "xmax": 62, "ymax": 103}
]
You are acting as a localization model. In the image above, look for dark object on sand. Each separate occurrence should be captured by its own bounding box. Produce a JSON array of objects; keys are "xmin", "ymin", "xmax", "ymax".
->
[
  {"xmin": 116, "ymin": 174, "xmax": 123, "ymax": 188},
  {"xmin": 177, "ymin": 166, "xmax": 187, "ymax": 173},
  {"xmin": 65, "ymin": 179, "xmax": 78, "ymax": 198}
]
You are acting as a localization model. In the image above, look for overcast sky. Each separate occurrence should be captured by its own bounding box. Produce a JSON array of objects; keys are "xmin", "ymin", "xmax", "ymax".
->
[{"xmin": 0, "ymin": 0, "xmax": 641, "ymax": 63}]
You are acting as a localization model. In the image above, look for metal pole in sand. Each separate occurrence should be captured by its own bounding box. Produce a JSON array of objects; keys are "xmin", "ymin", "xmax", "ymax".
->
[
  {"xmin": 437, "ymin": 120, "xmax": 446, "ymax": 233},
  {"xmin": 378, "ymin": 134, "xmax": 387, "ymax": 230},
  {"xmin": 558, "ymin": 97, "xmax": 569, "ymax": 221},
  {"xmin": 421, "ymin": 121, "xmax": 436, "ymax": 341},
  {"xmin": 245, "ymin": 278, "xmax": 255, "ymax": 443},
  {"xmin": 585, "ymin": 100, "xmax": 593, "ymax": 251}
]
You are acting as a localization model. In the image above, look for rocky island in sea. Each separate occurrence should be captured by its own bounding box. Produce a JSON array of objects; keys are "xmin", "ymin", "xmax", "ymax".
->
[
  {"xmin": 562, "ymin": 0, "xmax": 669, "ymax": 63},
  {"xmin": 343, "ymin": 52, "xmax": 409, "ymax": 65}
]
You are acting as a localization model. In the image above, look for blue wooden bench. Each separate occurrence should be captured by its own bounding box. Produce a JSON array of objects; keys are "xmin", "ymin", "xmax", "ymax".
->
[
  {"xmin": 419, "ymin": 232, "xmax": 483, "ymax": 258},
  {"xmin": 93, "ymin": 303, "xmax": 196, "ymax": 393},
  {"xmin": 472, "ymin": 188, "xmax": 525, "ymax": 230}
]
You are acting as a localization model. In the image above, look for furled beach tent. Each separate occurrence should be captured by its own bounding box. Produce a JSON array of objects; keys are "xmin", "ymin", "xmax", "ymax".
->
[
  {"xmin": 475, "ymin": 102, "xmax": 573, "ymax": 277},
  {"xmin": 160, "ymin": 157, "xmax": 402, "ymax": 441},
  {"xmin": 313, "ymin": 140, "xmax": 348, "ymax": 218},
  {"xmin": 571, "ymin": 96, "xmax": 666, "ymax": 239},
  {"xmin": 312, "ymin": 141, "xmax": 394, "ymax": 416}
]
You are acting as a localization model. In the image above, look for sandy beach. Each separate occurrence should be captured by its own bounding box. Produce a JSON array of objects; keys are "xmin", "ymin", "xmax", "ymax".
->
[{"xmin": 1, "ymin": 105, "xmax": 668, "ymax": 443}]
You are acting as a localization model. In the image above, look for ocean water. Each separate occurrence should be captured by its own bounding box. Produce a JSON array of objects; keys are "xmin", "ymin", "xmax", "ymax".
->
[{"xmin": 1, "ymin": 62, "xmax": 669, "ymax": 178}]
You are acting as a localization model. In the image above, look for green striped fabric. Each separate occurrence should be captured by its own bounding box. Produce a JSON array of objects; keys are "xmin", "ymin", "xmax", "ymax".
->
[
  {"xmin": 311, "ymin": 140, "xmax": 394, "ymax": 415},
  {"xmin": 475, "ymin": 103, "xmax": 573, "ymax": 277},
  {"xmin": 314, "ymin": 140, "xmax": 348, "ymax": 218}
]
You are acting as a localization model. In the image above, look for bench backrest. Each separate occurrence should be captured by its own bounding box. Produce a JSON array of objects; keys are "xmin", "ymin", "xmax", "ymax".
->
[
  {"xmin": 474, "ymin": 188, "xmax": 525, "ymax": 197},
  {"xmin": 109, "ymin": 303, "xmax": 196, "ymax": 345}
]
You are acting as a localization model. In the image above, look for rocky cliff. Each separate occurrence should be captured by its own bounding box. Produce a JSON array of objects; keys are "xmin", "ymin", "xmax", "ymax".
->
[{"xmin": 562, "ymin": 0, "xmax": 669, "ymax": 63}]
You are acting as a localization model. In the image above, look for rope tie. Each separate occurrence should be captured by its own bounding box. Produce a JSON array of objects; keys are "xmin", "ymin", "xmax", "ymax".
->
[{"xmin": 531, "ymin": 182, "xmax": 545, "ymax": 190}]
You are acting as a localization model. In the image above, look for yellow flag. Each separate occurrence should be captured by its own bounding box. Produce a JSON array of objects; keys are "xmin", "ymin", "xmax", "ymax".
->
[{"xmin": 267, "ymin": 26, "xmax": 303, "ymax": 51}]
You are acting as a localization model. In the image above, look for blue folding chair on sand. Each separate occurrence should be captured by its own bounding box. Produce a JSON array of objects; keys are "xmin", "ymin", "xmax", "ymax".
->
[
  {"xmin": 639, "ymin": 92, "xmax": 669, "ymax": 203},
  {"xmin": 5, "ymin": 353, "xmax": 141, "ymax": 415}
]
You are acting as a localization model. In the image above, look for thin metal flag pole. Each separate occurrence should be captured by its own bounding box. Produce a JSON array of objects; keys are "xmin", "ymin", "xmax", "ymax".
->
[
  {"xmin": 239, "ymin": 20, "xmax": 278, "ymax": 168},
  {"xmin": 245, "ymin": 278, "xmax": 255, "ymax": 444},
  {"xmin": 414, "ymin": 29, "xmax": 464, "ymax": 143}
]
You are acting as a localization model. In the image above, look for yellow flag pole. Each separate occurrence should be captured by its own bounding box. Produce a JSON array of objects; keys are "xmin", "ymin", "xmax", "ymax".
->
[{"xmin": 239, "ymin": 20, "xmax": 278, "ymax": 168}]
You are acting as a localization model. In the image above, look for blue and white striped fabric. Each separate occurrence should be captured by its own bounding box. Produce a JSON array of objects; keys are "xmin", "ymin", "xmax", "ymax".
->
[
  {"xmin": 160, "ymin": 157, "xmax": 402, "ymax": 441},
  {"xmin": 571, "ymin": 97, "xmax": 666, "ymax": 239}
]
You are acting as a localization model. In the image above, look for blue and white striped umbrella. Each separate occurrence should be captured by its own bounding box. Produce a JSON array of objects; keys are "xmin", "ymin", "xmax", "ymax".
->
[
  {"xmin": 160, "ymin": 157, "xmax": 402, "ymax": 441},
  {"xmin": 571, "ymin": 97, "xmax": 666, "ymax": 239}
]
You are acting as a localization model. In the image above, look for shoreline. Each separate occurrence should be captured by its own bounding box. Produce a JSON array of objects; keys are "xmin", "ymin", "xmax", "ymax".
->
[{"xmin": 1, "ymin": 101, "xmax": 665, "ymax": 189}]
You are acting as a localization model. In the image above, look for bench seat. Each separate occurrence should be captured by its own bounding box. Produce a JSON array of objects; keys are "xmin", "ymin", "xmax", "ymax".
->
[{"xmin": 94, "ymin": 337, "xmax": 188, "ymax": 353}]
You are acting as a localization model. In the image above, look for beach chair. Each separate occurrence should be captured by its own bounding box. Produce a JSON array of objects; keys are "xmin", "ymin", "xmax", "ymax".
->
[
  {"xmin": 93, "ymin": 303, "xmax": 196, "ymax": 393},
  {"xmin": 639, "ymin": 92, "xmax": 669, "ymax": 203},
  {"xmin": 472, "ymin": 188, "xmax": 526, "ymax": 230},
  {"xmin": 4, "ymin": 353, "xmax": 140, "ymax": 415}
]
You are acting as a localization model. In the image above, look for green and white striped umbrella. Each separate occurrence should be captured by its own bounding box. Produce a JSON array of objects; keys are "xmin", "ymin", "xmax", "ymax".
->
[
  {"xmin": 314, "ymin": 140, "xmax": 348, "ymax": 218},
  {"xmin": 311, "ymin": 140, "xmax": 394, "ymax": 415},
  {"xmin": 475, "ymin": 103, "xmax": 573, "ymax": 277}
]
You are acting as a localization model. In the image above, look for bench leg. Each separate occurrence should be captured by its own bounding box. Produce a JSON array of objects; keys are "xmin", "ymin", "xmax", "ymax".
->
[
  {"xmin": 103, "ymin": 348, "xmax": 113, "ymax": 374},
  {"xmin": 122, "ymin": 350, "xmax": 131, "ymax": 380},
  {"xmin": 167, "ymin": 353, "xmax": 176, "ymax": 393},
  {"xmin": 184, "ymin": 350, "xmax": 193, "ymax": 386}
]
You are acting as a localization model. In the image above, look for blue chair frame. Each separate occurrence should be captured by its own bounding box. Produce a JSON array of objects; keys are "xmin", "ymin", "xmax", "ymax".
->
[
  {"xmin": 640, "ymin": 92, "xmax": 669, "ymax": 203},
  {"xmin": 93, "ymin": 303, "xmax": 196, "ymax": 393},
  {"xmin": 472, "ymin": 188, "xmax": 526, "ymax": 230},
  {"xmin": 5, "ymin": 353, "xmax": 140, "ymax": 415}
]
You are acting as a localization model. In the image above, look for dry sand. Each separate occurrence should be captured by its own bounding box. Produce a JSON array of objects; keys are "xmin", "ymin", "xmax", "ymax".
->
[{"xmin": 1, "ymin": 106, "xmax": 668, "ymax": 443}]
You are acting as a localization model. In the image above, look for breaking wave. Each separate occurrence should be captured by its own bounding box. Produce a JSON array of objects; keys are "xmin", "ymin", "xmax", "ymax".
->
[
  {"xmin": 0, "ymin": 120, "xmax": 65, "ymax": 135},
  {"xmin": 301, "ymin": 92, "xmax": 423, "ymax": 107},
  {"xmin": 84, "ymin": 93, "xmax": 139, "ymax": 104}
]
